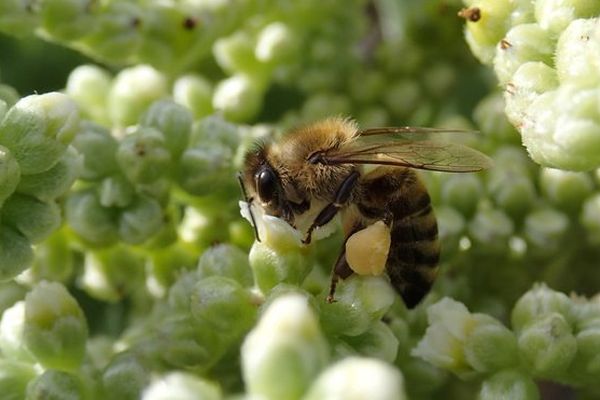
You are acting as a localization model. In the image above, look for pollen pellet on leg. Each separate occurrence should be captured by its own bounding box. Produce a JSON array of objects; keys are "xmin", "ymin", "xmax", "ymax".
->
[{"xmin": 345, "ymin": 220, "xmax": 391, "ymax": 276}]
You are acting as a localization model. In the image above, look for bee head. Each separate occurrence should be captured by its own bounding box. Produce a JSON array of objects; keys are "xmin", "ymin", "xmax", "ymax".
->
[{"xmin": 240, "ymin": 144, "xmax": 293, "ymax": 241}]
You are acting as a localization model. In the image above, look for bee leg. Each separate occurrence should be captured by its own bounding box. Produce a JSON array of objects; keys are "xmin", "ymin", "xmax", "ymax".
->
[
  {"xmin": 326, "ymin": 248, "xmax": 351, "ymax": 302},
  {"xmin": 302, "ymin": 171, "xmax": 360, "ymax": 244}
]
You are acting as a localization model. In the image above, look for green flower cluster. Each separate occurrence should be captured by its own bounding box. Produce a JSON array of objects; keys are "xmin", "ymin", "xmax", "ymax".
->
[
  {"xmin": 0, "ymin": 92, "xmax": 81, "ymax": 280},
  {"xmin": 412, "ymin": 284, "xmax": 600, "ymax": 399},
  {"xmin": 461, "ymin": 0, "xmax": 600, "ymax": 170},
  {"xmin": 0, "ymin": 0, "xmax": 599, "ymax": 399}
]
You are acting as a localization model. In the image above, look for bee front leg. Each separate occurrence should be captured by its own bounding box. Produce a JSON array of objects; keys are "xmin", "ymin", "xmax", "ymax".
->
[{"xmin": 302, "ymin": 171, "xmax": 360, "ymax": 244}]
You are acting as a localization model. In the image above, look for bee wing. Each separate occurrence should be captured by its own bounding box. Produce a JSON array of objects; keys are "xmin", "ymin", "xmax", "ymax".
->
[
  {"xmin": 359, "ymin": 126, "xmax": 478, "ymax": 140},
  {"xmin": 322, "ymin": 140, "xmax": 493, "ymax": 172}
]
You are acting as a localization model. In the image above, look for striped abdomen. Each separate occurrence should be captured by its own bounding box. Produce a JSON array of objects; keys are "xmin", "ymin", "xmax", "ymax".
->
[{"xmin": 357, "ymin": 167, "xmax": 440, "ymax": 308}]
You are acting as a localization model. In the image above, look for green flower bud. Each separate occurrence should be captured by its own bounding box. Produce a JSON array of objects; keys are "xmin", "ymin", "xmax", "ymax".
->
[
  {"xmin": 249, "ymin": 241, "xmax": 311, "ymax": 294},
  {"xmin": 517, "ymin": 313, "xmax": 577, "ymax": 378},
  {"xmin": 303, "ymin": 357, "xmax": 407, "ymax": 400},
  {"xmin": 140, "ymin": 100, "xmax": 193, "ymax": 158},
  {"xmin": 468, "ymin": 208, "xmax": 514, "ymax": 254},
  {"xmin": 79, "ymin": 1, "xmax": 143, "ymax": 62},
  {"xmin": 16, "ymin": 145, "xmax": 82, "ymax": 202},
  {"xmin": 178, "ymin": 206, "xmax": 231, "ymax": 248},
  {"xmin": 157, "ymin": 313, "xmax": 226, "ymax": 369},
  {"xmin": 189, "ymin": 115, "xmax": 241, "ymax": 150},
  {"xmin": 478, "ymin": 370, "xmax": 539, "ymax": 400},
  {"xmin": 504, "ymin": 61, "xmax": 558, "ymax": 128},
  {"xmin": 462, "ymin": 0, "xmax": 513, "ymax": 64},
  {"xmin": 441, "ymin": 174, "xmax": 484, "ymax": 217},
  {"xmin": 523, "ymin": 208, "xmax": 569, "ymax": 256},
  {"xmin": 71, "ymin": 122, "xmax": 119, "ymax": 180},
  {"xmin": 177, "ymin": 143, "xmax": 235, "ymax": 196},
  {"xmin": 511, "ymin": 283, "xmax": 574, "ymax": 332},
  {"xmin": 39, "ymin": 0, "xmax": 94, "ymax": 40},
  {"xmin": 135, "ymin": 5, "xmax": 193, "ymax": 69},
  {"xmin": 117, "ymin": 127, "xmax": 172, "ymax": 184},
  {"xmin": 228, "ymin": 218, "xmax": 255, "ymax": 249},
  {"xmin": 555, "ymin": 18, "xmax": 600, "ymax": 87},
  {"xmin": 24, "ymin": 281, "xmax": 88, "ymax": 371},
  {"xmin": 98, "ymin": 175, "xmax": 134, "ymax": 208},
  {"xmin": 255, "ymin": 22, "xmax": 298, "ymax": 64},
  {"xmin": 173, "ymin": 74, "xmax": 214, "ymax": 119},
  {"xmin": 242, "ymin": 294, "xmax": 328, "ymax": 400},
  {"xmin": 521, "ymin": 84, "xmax": 600, "ymax": 171},
  {"xmin": 65, "ymin": 189, "xmax": 119, "ymax": 246},
  {"xmin": 26, "ymin": 369, "xmax": 87, "ymax": 400},
  {"xmin": 0, "ymin": 301, "xmax": 35, "ymax": 362},
  {"xmin": 213, "ymin": 32, "xmax": 261, "ymax": 75},
  {"xmin": 1, "ymin": 193, "xmax": 61, "ymax": 243},
  {"xmin": 166, "ymin": 270, "xmax": 200, "ymax": 311},
  {"xmin": 580, "ymin": 194, "xmax": 600, "ymax": 244},
  {"xmin": 414, "ymin": 297, "xmax": 517, "ymax": 377},
  {"xmin": 142, "ymin": 372, "xmax": 222, "ymax": 400},
  {"xmin": 190, "ymin": 276, "xmax": 256, "ymax": 339},
  {"xmin": 571, "ymin": 326, "xmax": 600, "ymax": 382},
  {"xmin": 31, "ymin": 228, "xmax": 75, "ymax": 282},
  {"xmin": 108, "ymin": 65, "xmax": 168, "ymax": 127},
  {"xmin": 535, "ymin": 0, "xmax": 600, "ymax": 35},
  {"xmin": 463, "ymin": 314, "xmax": 519, "ymax": 373},
  {"xmin": 320, "ymin": 276, "xmax": 395, "ymax": 337},
  {"xmin": 102, "ymin": 352, "xmax": 151, "ymax": 400},
  {"xmin": 0, "ymin": 92, "xmax": 80, "ymax": 174},
  {"xmin": 487, "ymin": 169, "xmax": 535, "ymax": 221},
  {"xmin": 81, "ymin": 245, "xmax": 145, "ymax": 302},
  {"xmin": 146, "ymin": 243, "xmax": 197, "ymax": 296},
  {"xmin": 0, "ymin": 281, "xmax": 26, "ymax": 314},
  {"xmin": 118, "ymin": 195, "xmax": 164, "ymax": 244},
  {"xmin": 144, "ymin": 204, "xmax": 178, "ymax": 250},
  {"xmin": 0, "ymin": 360, "xmax": 37, "ymax": 400},
  {"xmin": 212, "ymin": 75, "xmax": 264, "ymax": 122},
  {"xmin": 343, "ymin": 320, "xmax": 399, "ymax": 363},
  {"xmin": 65, "ymin": 65, "xmax": 112, "ymax": 124},
  {"xmin": 0, "ymin": 224, "xmax": 33, "ymax": 281},
  {"xmin": 493, "ymin": 23, "xmax": 555, "ymax": 85},
  {"xmin": 0, "ymin": 144, "xmax": 20, "ymax": 206},
  {"xmin": 197, "ymin": 244, "xmax": 253, "ymax": 287},
  {"xmin": 412, "ymin": 297, "xmax": 474, "ymax": 375},
  {"xmin": 540, "ymin": 168, "xmax": 594, "ymax": 214}
]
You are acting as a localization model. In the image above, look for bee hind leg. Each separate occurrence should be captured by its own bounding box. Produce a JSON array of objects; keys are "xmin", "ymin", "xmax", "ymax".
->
[{"xmin": 327, "ymin": 248, "xmax": 354, "ymax": 303}]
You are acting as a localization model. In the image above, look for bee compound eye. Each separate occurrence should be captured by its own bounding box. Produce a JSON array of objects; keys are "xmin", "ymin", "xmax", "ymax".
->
[{"xmin": 255, "ymin": 168, "xmax": 278, "ymax": 203}]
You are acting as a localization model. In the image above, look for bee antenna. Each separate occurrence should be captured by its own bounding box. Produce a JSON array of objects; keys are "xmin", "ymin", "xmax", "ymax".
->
[{"xmin": 237, "ymin": 172, "xmax": 261, "ymax": 242}]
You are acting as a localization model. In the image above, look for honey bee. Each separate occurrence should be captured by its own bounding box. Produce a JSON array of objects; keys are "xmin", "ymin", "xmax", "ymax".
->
[{"xmin": 239, "ymin": 117, "xmax": 492, "ymax": 308}]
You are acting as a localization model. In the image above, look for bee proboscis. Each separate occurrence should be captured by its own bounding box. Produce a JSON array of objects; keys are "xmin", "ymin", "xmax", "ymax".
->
[{"xmin": 240, "ymin": 117, "xmax": 492, "ymax": 308}]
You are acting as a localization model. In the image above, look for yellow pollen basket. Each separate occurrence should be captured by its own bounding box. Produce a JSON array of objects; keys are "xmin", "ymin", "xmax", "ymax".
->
[{"xmin": 345, "ymin": 220, "xmax": 391, "ymax": 276}]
